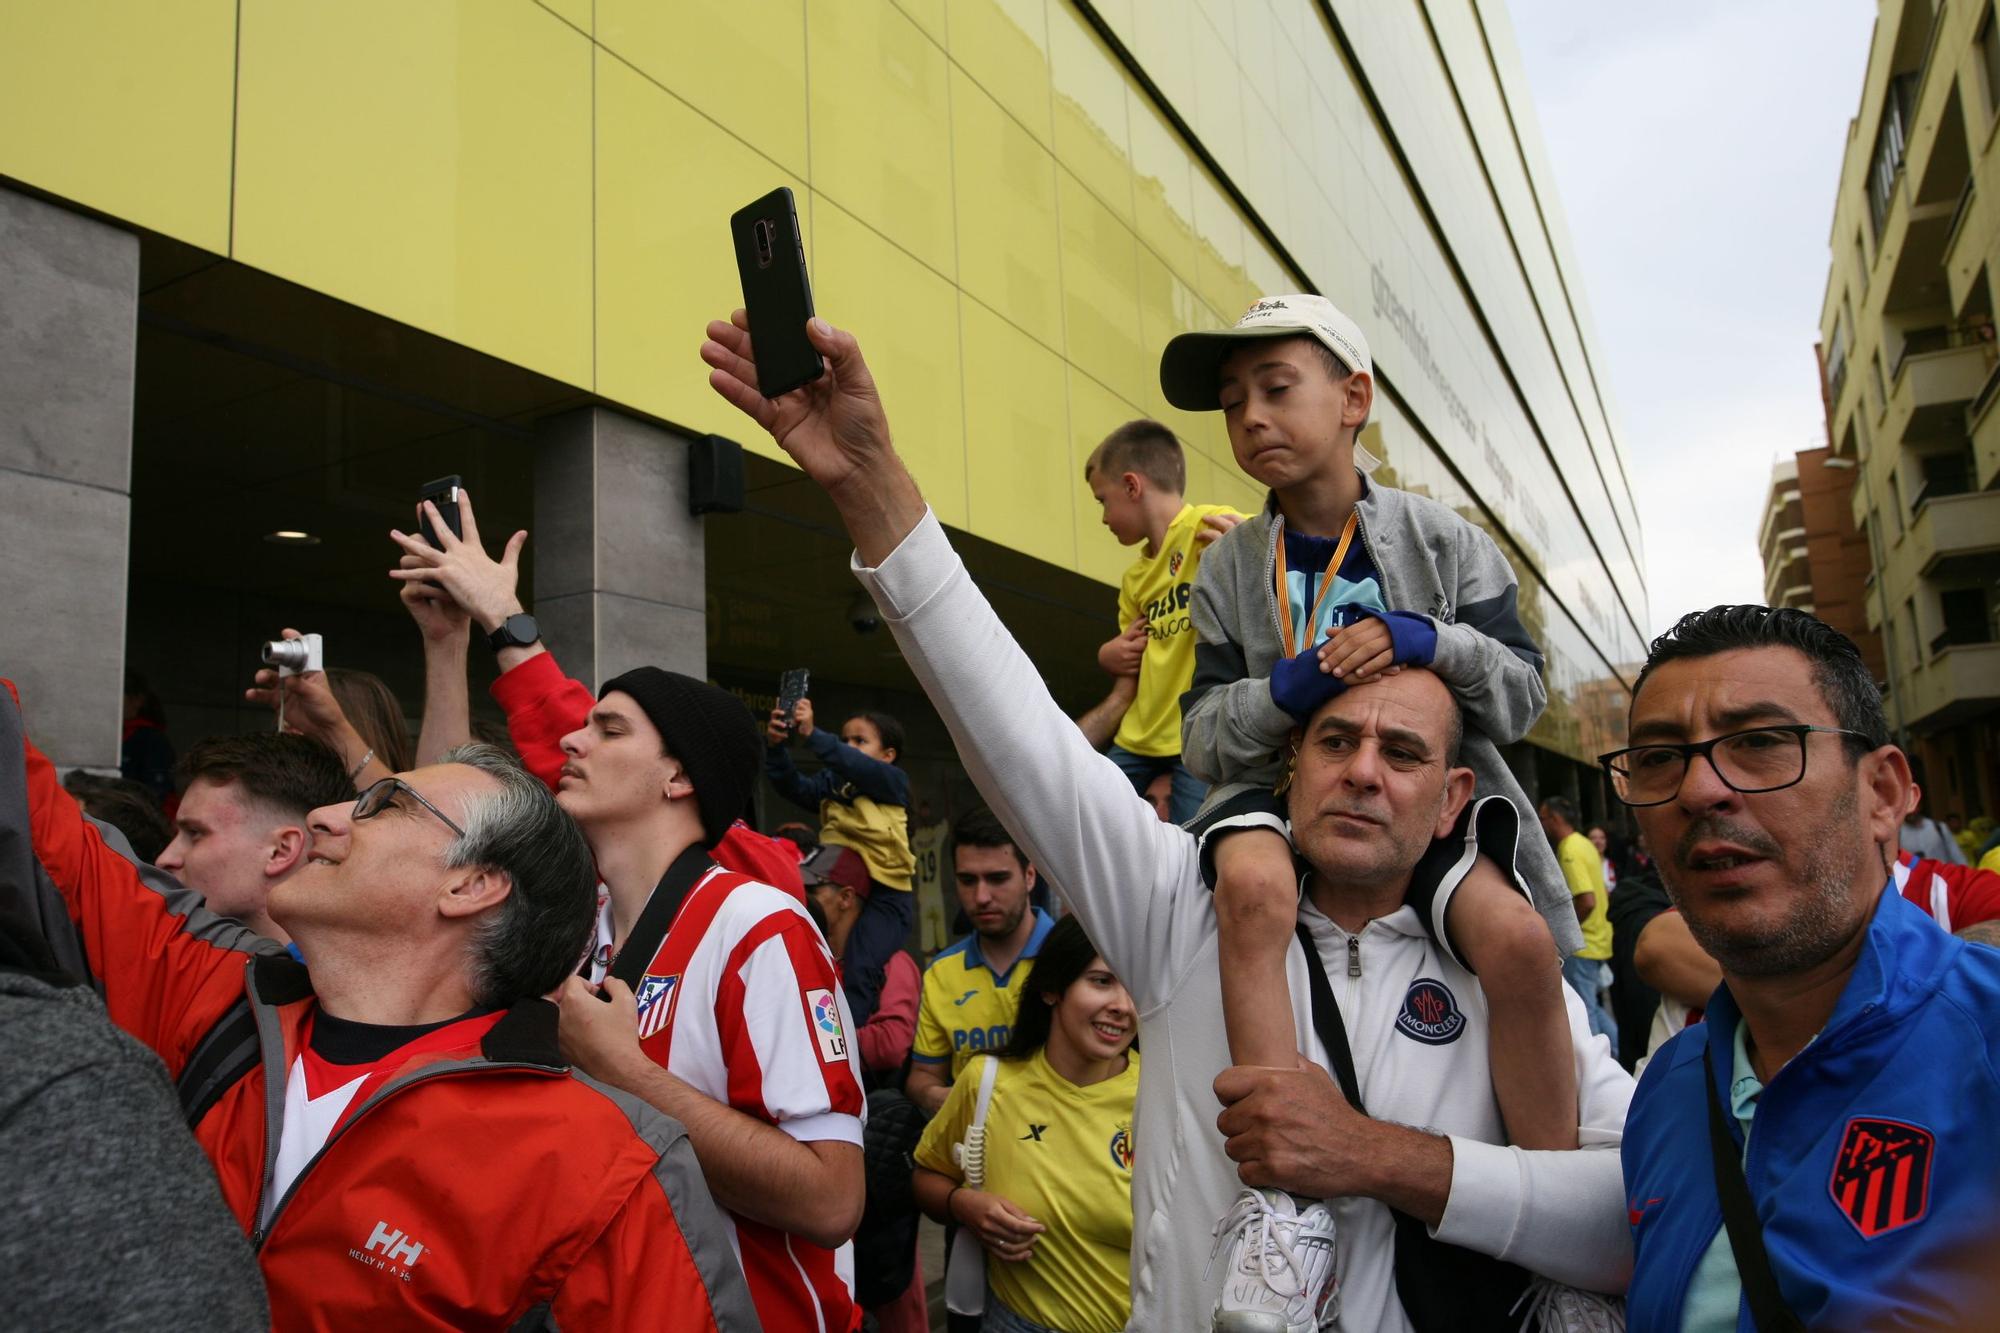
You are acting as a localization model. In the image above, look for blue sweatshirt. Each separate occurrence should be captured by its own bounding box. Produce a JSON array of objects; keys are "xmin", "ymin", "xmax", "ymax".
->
[{"xmin": 1623, "ymin": 886, "xmax": 2000, "ymax": 1330}]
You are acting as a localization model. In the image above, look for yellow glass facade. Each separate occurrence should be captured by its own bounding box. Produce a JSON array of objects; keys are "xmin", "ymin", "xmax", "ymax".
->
[{"xmin": 0, "ymin": 0, "xmax": 1645, "ymax": 763}]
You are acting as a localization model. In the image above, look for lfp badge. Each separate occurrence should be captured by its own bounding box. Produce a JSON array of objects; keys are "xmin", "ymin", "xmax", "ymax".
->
[
  {"xmin": 807, "ymin": 988, "xmax": 849, "ymax": 1063},
  {"xmin": 635, "ymin": 972, "xmax": 681, "ymax": 1040}
]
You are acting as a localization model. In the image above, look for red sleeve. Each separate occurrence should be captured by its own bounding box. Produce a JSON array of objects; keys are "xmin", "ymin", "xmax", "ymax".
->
[
  {"xmin": 489, "ymin": 651, "xmax": 597, "ymax": 791},
  {"xmin": 12, "ymin": 683, "xmax": 257, "ymax": 1069},
  {"xmin": 1942, "ymin": 863, "xmax": 2000, "ymax": 929},
  {"xmin": 549, "ymin": 1172, "xmax": 741, "ymax": 1332},
  {"xmin": 858, "ymin": 951, "xmax": 919, "ymax": 1072}
]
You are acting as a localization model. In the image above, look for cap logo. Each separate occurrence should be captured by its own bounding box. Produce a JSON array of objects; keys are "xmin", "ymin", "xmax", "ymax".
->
[{"xmin": 1243, "ymin": 298, "xmax": 1290, "ymax": 320}]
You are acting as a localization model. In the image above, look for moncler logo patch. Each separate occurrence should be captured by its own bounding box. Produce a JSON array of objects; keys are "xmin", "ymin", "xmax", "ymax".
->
[
  {"xmin": 1393, "ymin": 979, "xmax": 1466, "ymax": 1045},
  {"xmin": 1831, "ymin": 1117, "xmax": 1933, "ymax": 1239}
]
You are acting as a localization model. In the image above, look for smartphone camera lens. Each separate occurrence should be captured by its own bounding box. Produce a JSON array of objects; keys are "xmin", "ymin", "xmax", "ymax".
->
[{"xmin": 753, "ymin": 219, "xmax": 775, "ymax": 268}]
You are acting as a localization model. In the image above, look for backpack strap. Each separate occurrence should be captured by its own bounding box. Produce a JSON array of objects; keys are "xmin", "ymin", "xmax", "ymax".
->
[
  {"xmin": 1704, "ymin": 1045, "xmax": 1806, "ymax": 1332},
  {"xmin": 177, "ymin": 996, "xmax": 261, "ymax": 1128}
]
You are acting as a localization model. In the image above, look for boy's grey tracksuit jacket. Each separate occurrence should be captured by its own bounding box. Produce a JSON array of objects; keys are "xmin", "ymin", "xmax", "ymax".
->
[{"xmin": 1180, "ymin": 478, "xmax": 1588, "ymax": 959}]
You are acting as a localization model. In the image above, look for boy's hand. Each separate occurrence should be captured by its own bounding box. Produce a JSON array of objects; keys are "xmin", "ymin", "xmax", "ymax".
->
[
  {"xmin": 1318, "ymin": 619, "xmax": 1394, "ymax": 682},
  {"xmin": 792, "ymin": 698, "xmax": 815, "ymax": 738},
  {"xmin": 766, "ymin": 708, "xmax": 792, "ymax": 747},
  {"xmin": 1098, "ymin": 619, "xmax": 1148, "ymax": 676},
  {"xmin": 1195, "ymin": 512, "xmax": 1243, "ymax": 548}
]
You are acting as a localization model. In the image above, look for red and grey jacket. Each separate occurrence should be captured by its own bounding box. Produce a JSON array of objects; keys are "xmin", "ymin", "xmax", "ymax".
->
[{"xmin": 4, "ymin": 681, "xmax": 758, "ymax": 1332}]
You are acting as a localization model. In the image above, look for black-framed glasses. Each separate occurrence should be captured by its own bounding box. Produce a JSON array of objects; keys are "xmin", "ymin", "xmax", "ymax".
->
[
  {"xmin": 1597, "ymin": 724, "xmax": 1876, "ymax": 808},
  {"xmin": 354, "ymin": 777, "xmax": 464, "ymax": 838}
]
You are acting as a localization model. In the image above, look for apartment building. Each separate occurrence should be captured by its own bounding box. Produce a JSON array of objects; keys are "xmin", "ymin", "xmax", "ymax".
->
[{"xmin": 1819, "ymin": 0, "xmax": 2000, "ymax": 821}]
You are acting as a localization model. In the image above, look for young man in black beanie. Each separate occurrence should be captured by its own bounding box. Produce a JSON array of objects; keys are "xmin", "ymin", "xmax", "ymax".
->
[{"xmin": 391, "ymin": 493, "xmax": 867, "ymax": 1333}]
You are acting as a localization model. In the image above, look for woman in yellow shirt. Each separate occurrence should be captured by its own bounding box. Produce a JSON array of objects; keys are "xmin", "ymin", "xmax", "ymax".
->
[{"xmin": 913, "ymin": 915, "xmax": 1139, "ymax": 1333}]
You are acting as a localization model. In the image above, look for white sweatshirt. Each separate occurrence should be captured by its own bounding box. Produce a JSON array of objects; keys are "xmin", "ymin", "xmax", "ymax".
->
[{"xmin": 854, "ymin": 511, "xmax": 1634, "ymax": 1332}]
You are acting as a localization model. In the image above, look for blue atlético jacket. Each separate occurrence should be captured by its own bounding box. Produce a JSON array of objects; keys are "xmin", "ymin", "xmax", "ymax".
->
[{"xmin": 1623, "ymin": 885, "xmax": 2000, "ymax": 1330}]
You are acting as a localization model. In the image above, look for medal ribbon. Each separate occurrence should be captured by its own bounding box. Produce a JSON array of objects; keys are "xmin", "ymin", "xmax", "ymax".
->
[{"xmin": 1273, "ymin": 509, "xmax": 1360, "ymax": 655}]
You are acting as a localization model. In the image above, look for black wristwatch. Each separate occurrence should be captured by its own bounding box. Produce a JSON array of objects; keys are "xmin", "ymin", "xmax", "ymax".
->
[{"xmin": 487, "ymin": 613, "xmax": 541, "ymax": 653}]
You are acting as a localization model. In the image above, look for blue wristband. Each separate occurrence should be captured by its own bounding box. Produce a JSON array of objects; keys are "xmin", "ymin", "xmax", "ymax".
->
[{"xmin": 1269, "ymin": 645, "xmax": 1346, "ymax": 721}]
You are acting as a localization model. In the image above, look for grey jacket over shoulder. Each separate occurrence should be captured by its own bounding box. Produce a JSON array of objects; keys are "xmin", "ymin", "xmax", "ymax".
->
[{"xmin": 1180, "ymin": 476, "xmax": 1585, "ymax": 958}]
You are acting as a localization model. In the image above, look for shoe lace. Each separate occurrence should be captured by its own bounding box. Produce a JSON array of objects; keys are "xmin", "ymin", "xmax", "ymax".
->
[
  {"xmin": 1206, "ymin": 1189, "xmax": 1310, "ymax": 1298},
  {"xmin": 1509, "ymin": 1275, "xmax": 1625, "ymax": 1333}
]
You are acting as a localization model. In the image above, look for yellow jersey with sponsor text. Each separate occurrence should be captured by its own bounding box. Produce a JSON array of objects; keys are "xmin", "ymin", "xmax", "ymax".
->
[
  {"xmin": 1114, "ymin": 503, "xmax": 1242, "ymax": 757},
  {"xmin": 915, "ymin": 1049, "xmax": 1139, "ymax": 1333},
  {"xmin": 911, "ymin": 909, "xmax": 1055, "ymax": 1080}
]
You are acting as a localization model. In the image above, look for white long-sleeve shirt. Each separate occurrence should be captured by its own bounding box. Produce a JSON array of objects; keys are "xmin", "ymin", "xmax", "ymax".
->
[{"xmin": 854, "ymin": 509, "xmax": 1634, "ymax": 1332}]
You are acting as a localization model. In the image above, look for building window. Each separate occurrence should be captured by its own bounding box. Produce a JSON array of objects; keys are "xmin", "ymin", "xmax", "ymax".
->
[
  {"xmin": 1868, "ymin": 75, "xmax": 1916, "ymax": 239},
  {"xmin": 1873, "ymin": 350, "xmax": 1888, "ymax": 412},
  {"xmin": 1939, "ymin": 587, "xmax": 1991, "ymax": 649},
  {"xmin": 1889, "ymin": 469, "xmax": 1907, "ymax": 532},
  {"xmin": 1855, "ymin": 231, "xmax": 1870, "ymax": 290}
]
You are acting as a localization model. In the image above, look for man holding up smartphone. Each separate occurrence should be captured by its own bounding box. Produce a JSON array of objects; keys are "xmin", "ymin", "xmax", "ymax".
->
[{"xmin": 390, "ymin": 491, "xmax": 867, "ymax": 1333}]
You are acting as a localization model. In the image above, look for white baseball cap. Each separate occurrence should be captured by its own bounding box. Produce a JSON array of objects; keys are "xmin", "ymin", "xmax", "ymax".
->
[{"xmin": 1158, "ymin": 294, "xmax": 1373, "ymax": 411}]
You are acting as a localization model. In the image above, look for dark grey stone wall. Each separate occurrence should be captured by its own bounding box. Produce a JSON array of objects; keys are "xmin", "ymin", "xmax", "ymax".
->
[
  {"xmin": 533, "ymin": 407, "xmax": 705, "ymax": 688},
  {"xmin": 0, "ymin": 188, "xmax": 138, "ymax": 767}
]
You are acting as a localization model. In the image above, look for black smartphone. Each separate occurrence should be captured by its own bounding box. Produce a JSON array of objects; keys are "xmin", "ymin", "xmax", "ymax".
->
[
  {"xmin": 776, "ymin": 667, "xmax": 809, "ymax": 731},
  {"xmin": 730, "ymin": 188, "xmax": 823, "ymax": 398},
  {"xmin": 419, "ymin": 475, "xmax": 464, "ymax": 548}
]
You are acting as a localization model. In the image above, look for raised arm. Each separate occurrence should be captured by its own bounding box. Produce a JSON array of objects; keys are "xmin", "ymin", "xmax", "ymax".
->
[
  {"xmin": 701, "ymin": 312, "xmax": 1207, "ymax": 1006},
  {"xmin": 802, "ymin": 726, "xmax": 910, "ymax": 805},
  {"xmin": 3, "ymin": 681, "xmax": 266, "ymax": 1066},
  {"xmin": 397, "ymin": 551, "xmax": 475, "ymax": 765}
]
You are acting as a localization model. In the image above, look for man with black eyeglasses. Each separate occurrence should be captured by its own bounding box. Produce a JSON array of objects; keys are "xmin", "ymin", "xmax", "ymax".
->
[
  {"xmin": 1, "ymin": 680, "xmax": 756, "ymax": 1330},
  {"xmin": 1607, "ymin": 606, "xmax": 2000, "ymax": 1331}
]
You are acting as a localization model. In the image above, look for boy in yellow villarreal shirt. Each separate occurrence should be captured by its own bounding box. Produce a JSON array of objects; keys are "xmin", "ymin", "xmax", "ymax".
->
[{"xmin": 1084, "ymin": 420, "xmax": 1243, "ymax": 826}]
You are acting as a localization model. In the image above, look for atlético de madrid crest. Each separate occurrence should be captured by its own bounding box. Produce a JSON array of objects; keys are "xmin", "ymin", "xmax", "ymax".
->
[{"xmin": 1830, "ymin": 1116, "xmax": 1933, "ymax": 1239}]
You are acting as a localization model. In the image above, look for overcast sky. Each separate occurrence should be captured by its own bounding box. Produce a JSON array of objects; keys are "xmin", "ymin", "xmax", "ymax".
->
[{"xmin": 1506, "ymin": 0, "xmax": 1879, "ymax": 639}]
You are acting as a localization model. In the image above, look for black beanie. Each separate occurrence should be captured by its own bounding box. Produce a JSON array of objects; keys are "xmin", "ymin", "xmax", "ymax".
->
[{"xmin": 599, "ymin": 668, "xmax": 760, "ymax": 849}]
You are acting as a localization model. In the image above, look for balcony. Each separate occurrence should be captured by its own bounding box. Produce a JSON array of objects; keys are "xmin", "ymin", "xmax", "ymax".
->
[
  {"xmin": 1976, "ymin": 365, "xmax": 2000, "ymax": 491},
  {"xmin": 1886, "ymin": 329, "xmax": 1994, "ymax": 443},
  {"xmin": 1946, "ymin": 175, "xmax": 1984, "ymax": 313},
  {"xmin": 1909, "ymin": 488, "xmax": 2000, "ymax": 577},
  {"xmin": 1897, "ymin": 640, "xmax": 2000, "ymax": 731}
]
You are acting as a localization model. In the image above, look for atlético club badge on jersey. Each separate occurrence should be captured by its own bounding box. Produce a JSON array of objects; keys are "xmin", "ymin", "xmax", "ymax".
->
[
  {"xmin": 1169, "ymin": 550, "xmax": 1184, "ymax": 577},
  {"xmin": 806, "ymin": 988, "xmax": 848, "ymax": 1064},
  {"xmin": 1393, "ymin": 978, "xmax": 1466, "ymax": 1045},
  {"xmin": 634, "ymin": 972, "xmax": 681, "ymax": 1041},
  {"xmin": 1830, "ymin": 1116, "xmax": 1933, "ymax": 1239}
]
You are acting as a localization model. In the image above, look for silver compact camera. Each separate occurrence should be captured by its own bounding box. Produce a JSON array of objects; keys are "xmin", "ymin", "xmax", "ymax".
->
[{"xmin": 261, "ymin": 633, "xmax": 324, "ymax": 678}]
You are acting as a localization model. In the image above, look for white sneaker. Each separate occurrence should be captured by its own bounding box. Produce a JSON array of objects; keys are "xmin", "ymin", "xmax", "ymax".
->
[
  {"xmin": 1208, "ymin": 1187, "xmax": 1339, "ymax": 1332},
  {"xmin": 1510, "ymin": 1276, "xmax": 1625, "ymax": 1333}
]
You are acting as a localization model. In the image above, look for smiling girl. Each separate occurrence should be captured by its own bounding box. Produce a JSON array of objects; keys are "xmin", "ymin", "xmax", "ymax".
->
[{"xmin": 913, "ymin": 915, "xmax": 1139, "ymax": 1333}]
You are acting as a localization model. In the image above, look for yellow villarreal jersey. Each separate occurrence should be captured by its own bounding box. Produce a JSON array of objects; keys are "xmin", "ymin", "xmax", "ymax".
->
[
  {"xmin": 915, "ymin": 1050, "xmax": 1139, "ymax": 1333},
  {"xmin": 1114, "ymin": 503, "xmax": 1242, "ymax": 758},
  {"xmin": 912, "ymin": 909, "xmax": 1056, "ymax": 1080}
]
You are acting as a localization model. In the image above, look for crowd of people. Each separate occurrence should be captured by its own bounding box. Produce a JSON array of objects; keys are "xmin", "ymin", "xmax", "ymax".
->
[{"xmin": 4, "ymin": 287, "xmax": 1998, "ymax": 1333}]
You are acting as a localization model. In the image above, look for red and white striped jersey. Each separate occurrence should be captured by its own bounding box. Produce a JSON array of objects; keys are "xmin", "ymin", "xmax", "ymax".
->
[
  {"xmin": 592, "ymin": 848, "xmax": 866, "ymax": 1333},
  {"xmin": 1894, "ymin": 850, "xmax": 2000, "ymax": 934}
]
